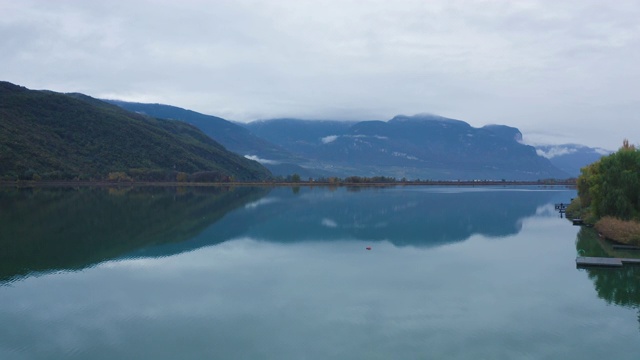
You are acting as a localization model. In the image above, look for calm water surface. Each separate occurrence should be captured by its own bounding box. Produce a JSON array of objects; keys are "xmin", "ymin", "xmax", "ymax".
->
[{"xmin": 1, "ymin": 185, "xmax": 639, "ymax": 359}]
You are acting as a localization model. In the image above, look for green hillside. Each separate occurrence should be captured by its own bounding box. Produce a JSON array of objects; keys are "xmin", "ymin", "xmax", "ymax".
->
[
  {"xmin": 106, "ymin": 100, "xmax": 295, "ymax": 161},
  {"xmin": 0, "ymin": 82, "xmax": 271, "ymax": 181}
]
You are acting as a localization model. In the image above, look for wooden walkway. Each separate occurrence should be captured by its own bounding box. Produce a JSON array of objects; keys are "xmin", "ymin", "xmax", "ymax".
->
[
  {"xmin": 576, "ymin": 256, "xmax": 640, "ymax": 268},
  {"xmin": 612, "ymin": 244, "xmax": 640, "ymax": 251}
]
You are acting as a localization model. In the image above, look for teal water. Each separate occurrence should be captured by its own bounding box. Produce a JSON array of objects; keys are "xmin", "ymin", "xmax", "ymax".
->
[{"xmin": 1, "ymin": 186, "xmax": 639, "ymax": 359}]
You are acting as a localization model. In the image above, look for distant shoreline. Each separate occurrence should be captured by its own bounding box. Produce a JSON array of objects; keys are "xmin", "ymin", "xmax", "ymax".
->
[{"xmin": 0, "ymin": 180, "xmax": 576, "ymax": 188}]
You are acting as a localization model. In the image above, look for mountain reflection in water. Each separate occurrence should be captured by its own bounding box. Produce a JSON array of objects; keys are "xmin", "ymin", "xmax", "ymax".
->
[
  {"xmin": 235, "ymin": 186, "xmax": 570, "ymax": 245},
  {"xmin": 0, "ymin": 186, "xmax": 268, "ymax": 282},
  {"xmin": 2, "ymin": 185, "xmax": 572, "ymax": 282}
]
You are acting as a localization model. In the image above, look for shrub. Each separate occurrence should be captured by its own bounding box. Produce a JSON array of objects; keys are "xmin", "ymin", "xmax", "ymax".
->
[
  {"xmin": 595, "ymin": 216, "xmax": 640, "ymax": 246},
  {"xmin": 107, "ymin": 172, "xmax": 132, "ymax": 182}
]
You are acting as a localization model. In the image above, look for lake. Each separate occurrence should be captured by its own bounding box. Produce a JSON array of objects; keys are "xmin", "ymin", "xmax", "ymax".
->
[{"xmin": 1, "ymin": 185, "xmax": 639, "ymax": 359}]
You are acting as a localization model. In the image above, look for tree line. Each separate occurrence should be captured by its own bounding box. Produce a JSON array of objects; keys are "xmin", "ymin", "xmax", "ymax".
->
[
  {"xmin": 571, "ymin": 140, "xmax": 640, "ymax": 244},
  {"xmin": 576, "ymin": 140, "xmax": 640, "ymax": 221}
]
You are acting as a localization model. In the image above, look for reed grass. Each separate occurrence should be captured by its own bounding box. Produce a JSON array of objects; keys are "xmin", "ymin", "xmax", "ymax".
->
[{"xmin": 595, "ymin": 216, "xmax": 640, "ymax": 246}]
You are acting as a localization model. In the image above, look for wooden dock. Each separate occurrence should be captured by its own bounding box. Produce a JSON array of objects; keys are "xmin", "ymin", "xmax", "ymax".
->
[
  {"xmin": 612, "ymin": 244, "xmax": 640, "ymax": 251},
  {"xmin": 555, "ymin": 203, "xmax": 568, "ymax": 211},
  {"xmin": 576, "ymin": 256, "xmax": 640, "ymax": 268}
]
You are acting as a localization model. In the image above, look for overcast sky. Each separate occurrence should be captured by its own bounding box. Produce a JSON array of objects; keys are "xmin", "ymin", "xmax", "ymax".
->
[{"xmin": 1, "ymin": 0, "xmax": 639, "ymax": 149}]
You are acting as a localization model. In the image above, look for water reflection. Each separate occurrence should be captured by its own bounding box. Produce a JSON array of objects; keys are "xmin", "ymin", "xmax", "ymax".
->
[
  {"xmin": 0, "ymin": 186, "xmax": 268, "ymax": 281},
  {"xmin": 238, "ymin": 186, "xmax": 572, "ymax": 246},
  {"xmin": 8, "ymin": 187, "xmax": 640, "ymax": 359},
  {"xmin": 126, "ymin": 186, "xmax": 572, "ymax": 258},
  {"xmin": 1, "ymin": 185, "xmax": 572, "ymax": 283},
  {"xmin": 576, "ymin": 227, "xmax": 640, "ymax": 328}
]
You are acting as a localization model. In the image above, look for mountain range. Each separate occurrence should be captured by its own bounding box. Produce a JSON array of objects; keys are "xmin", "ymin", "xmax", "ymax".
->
[
  {"xmin": 103, "ymin": 101, "xmax": 318, "ymax": 177},
  {"xmin": 244, "ymin": 115, "xmax": 571, "ymax": 180},
  {"xmin": 1, "ymin": 80, "xmax": 606, "ymax": 181},
  {"xmin": 106, "ymin": 101, "xmax": 584, "ymax": 180},
  {"xmin": 536, "ymin": 144, "xmax": 611, "ymax": 177},
  {"xmin": 0, "ymin": 82, "xmax": 270, "ymax": 181}
]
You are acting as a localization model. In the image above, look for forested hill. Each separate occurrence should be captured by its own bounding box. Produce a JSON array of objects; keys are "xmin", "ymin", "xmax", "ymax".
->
[
  {"xmin": 105, "ymin": 100, "xmax": 294, "ymax": 162},
  {"xmin": 0, "ymin": 81, "xmax": 271, "ymax": 181}
]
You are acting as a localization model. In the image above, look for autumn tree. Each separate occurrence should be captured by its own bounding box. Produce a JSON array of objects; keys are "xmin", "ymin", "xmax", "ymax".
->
[{"xmin": 577, "ymin": 139, "xmax": 640, "ymax": 221}]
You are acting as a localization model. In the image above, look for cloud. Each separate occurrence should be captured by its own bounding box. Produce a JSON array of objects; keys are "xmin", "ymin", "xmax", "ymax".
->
[
  {"xmin": 321, "ymin": 218, "xmax": 338, "ymax": 228},
  {"xmin": 321, "ymin": 135, "xmax": 338, "ymax": 144},
  {"xmin": 594, "ymin": 148, "xmax": 612, "ymax": 155},
  {"xmin": 535, "ymin": 144, "xmax": 613, "ymax": 159},
  {"xmin": 244, "ymin": 155, "xmax": 280, "ymax": 165},
  {"xmin": 392, "ymin": 152, "xmax": 419, "ymax": 161},
  {"xmin": 244, "ymin": 197, "xmax": 279, "ymax": 210},
  {"xmin": 536, "ymin": 147, "xmax": 578, "ymax": 159},
  {"xmin": 321, "ymin": 135, "xmax": 388, "ymax": 144},
  {"xmin": 350, "ymin": 135, "xmax": 388, "ymax": 140},
  {"xmin": 2, "ymin": 0, "xmax": 640, "ymax": 149}
]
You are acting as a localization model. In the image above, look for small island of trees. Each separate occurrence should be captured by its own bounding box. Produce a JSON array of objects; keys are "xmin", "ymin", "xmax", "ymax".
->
[{"xmin": 567, "ymin": 140, "xmax": 640, "ymax": 245}]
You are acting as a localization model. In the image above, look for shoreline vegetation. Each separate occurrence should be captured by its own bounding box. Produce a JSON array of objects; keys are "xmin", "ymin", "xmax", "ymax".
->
[
  {"xmin": 0, "ymin": 179, "xmax": 576, "ymax": 188},
  {"xmin": 567, "ymin": 202, "xmax": 640, "ymax": 245},
  {"xmin": 566, "ymin": 140, "xmax": 640, "ymax": 246}
]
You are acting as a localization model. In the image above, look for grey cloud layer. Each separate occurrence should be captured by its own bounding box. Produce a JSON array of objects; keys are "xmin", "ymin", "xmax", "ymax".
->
[{"xmin": 1, "ymin": 0, "xmax": 639, "ymax": 149}]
